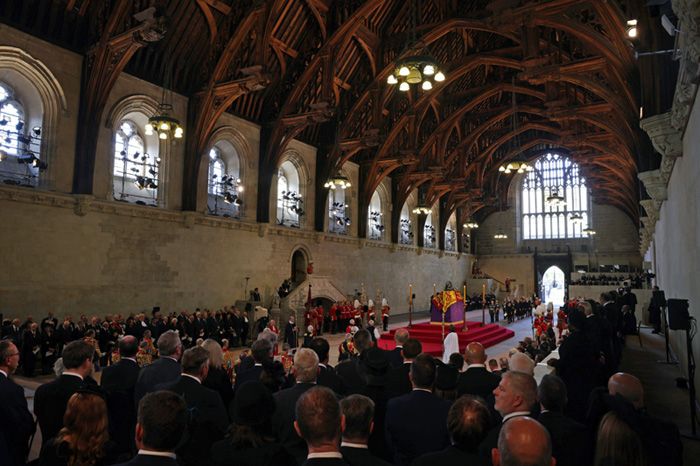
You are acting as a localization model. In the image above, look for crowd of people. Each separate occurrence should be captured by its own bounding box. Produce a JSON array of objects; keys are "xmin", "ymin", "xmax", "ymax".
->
[
  {"xmin": 0, "ymin": 289, "xmax": 684, "ymax": 466},
  {"xmin": 569, "ymin": 273, "xmax": 651, "ymax": 289}
]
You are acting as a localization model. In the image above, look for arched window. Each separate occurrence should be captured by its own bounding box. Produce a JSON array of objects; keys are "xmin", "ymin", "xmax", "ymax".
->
[
  {"xmin": 521, "ymin": 152, "xmax": 589, "ymax": 239},
  {"xmin": 113, "ymin": 119, "xmax": 159, "ymax": 206},
  {"xmin": 277, "ymin": 161, "xmax": 303, "ymax": 227},
  {"xmin": 368, "ymin": 191, "xmax": 385, "ymax": 240},
  {"xmin": 207, "ymin": 144, "xmax": 242, "ymax": 218},
  {"xmin": 424, "ymin": 211, "xmax": 436, "ymax": 248},
  {"xmin": 329, "ymin": 187, "xmax": 351, "ymax": 235},
  {"xmin": 0, "ymin": 82, "xmax": 43, "ymax": 186},
  {"xmin": 444, "ymin": 213, "xmax": 457, "ymax": 251},
  {"xmin": 399, "ymin": 202, "xmax": 413, "ymax": 245}
]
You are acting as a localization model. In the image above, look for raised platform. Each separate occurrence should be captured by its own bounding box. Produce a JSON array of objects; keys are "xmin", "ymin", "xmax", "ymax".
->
[{"xmin": 377, "ymin": 321, "xmax": 515, "ymax": 356}]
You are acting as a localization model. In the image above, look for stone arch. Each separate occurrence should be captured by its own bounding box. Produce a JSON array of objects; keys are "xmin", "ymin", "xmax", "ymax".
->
[
  {"xmin": 0, "ymin": 46, "xmax": 69, "ymax": 188},
  {"xmin": 289, "ymin": 244, "xmax": 313, "ymax": 285}
]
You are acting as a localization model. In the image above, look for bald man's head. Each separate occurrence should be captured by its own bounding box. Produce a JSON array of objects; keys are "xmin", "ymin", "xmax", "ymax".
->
[
  {"xmin": 394, "ymin": 328, "xmax": 410, "ymax": 345},
  {"xmin": 608, "ymin": 372, "xmax": 644, "ymax": 409},
  {"xmin": 493, "ymin": 417, "xmax": 554, "ymax": 466},
  {"xmin": 119, "ymin": 335, "xmax": 139, "ymax": 358},
  {"xmin": 465, "ymin": 342, "xmax": 487, "ymax": 365}
]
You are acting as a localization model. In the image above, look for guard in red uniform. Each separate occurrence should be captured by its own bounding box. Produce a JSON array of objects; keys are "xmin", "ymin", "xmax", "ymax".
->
[
  {"xmin": 329, "ymin": 303, "xmax": 338, "ymax": 334},
  {"xmin": 381, "ymin": 299, "xmax": 390, "ymax": 331}
]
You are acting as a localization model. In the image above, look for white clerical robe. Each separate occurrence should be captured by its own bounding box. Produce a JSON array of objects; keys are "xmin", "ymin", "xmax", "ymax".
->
[{"xmin": 443, "ymin": 331, "xmax": 459, "ymax": 363}]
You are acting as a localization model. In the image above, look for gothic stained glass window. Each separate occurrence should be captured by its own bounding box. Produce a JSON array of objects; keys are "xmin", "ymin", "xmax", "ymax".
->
[{"xmin": 521, "ymin": 153, "xmax": 589, "ymax": 239}]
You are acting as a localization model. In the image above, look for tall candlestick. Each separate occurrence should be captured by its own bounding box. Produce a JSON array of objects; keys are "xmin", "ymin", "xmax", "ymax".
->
[
  {"xmin": 482, "ymin": 283, "xmax": 486, "ymax": 325},
  {"xmin": 433, "ymin": 283, "xmax": 437, "ymax": 296},
  {"xmin": 409, "ymin": 284, "xmax": 413, "ymax": 305},
  {"xmin": 463, "ymin": 284, "xmax": 468, "ymax": 331}
]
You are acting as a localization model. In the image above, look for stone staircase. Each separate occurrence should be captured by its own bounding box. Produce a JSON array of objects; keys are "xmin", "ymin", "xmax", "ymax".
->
[{"xmin": 277, "ymin": 275, "xmax": 347, "ymax": 323}]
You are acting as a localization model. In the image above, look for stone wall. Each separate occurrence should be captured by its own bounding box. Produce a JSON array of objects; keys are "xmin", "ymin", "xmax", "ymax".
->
[{"xmin": 0, "ymin": 191, "xmax": 469, "ymax": 318}]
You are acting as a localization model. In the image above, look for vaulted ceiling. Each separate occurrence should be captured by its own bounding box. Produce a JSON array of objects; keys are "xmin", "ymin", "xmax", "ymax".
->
[{"xmin": 2, "ymin": 0, "xmax": 677, "ymax": 225}]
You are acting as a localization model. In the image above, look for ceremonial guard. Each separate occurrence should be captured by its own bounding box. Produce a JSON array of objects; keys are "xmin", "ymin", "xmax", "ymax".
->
[
  {"xmin": 382, "ymin": 298, "xmax": 390, "ymax": 331},
  {"xmin": 284, "ymin": 315, "xmax": 298, "ymax": 348},
  {"xmin": 329, "ymin": 302, "xmax": 338, "ymax": 334}
]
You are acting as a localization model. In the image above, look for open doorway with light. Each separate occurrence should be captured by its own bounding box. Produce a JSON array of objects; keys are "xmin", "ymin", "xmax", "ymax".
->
[{"xmin": 541, "ymin": 266, "xmax": 565, "ymax": 307}]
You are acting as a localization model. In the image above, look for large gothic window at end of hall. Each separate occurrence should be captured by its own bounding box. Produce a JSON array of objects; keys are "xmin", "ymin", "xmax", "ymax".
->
[
  {"xmin": 113, "ymin": 120, "xmax": 159, "ymax": 206},
  {"xmin": 521, "ymin": 152, "xmax": 589, "ymax": 240}
]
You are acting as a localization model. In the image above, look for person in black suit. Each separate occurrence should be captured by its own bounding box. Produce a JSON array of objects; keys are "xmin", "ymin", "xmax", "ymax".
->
[
  {"xmin": 384, "ymin": 354, "xmax": 451, "ymax": 466},
  {"xmin": 309, "ymin": 337, "xmax": 345, "ymax": 395},
  {"xmin": 0, "ymin": 340, "xmax": 35, "ymax": 466},
  {"xmin": 456, "ymin": 342, "xmax": 501, "ymax": 409},
  {"xmin": 157, "ymin": 346, "xmax": 229, "ymax": 466},
  {"xmin": 387, "ymin": 328, "xmax": 409, "ymax": 368},
  {"xmin": 478, "ymin": 370, "xmax": 537, "ymax": 466},
  {"xmin": 536, "ymin": 374, "xmax": 590, "ymax": 466},
  {"xmin": 210, "ymin": 380, "xmax": 294, "ymax": 466},
  {"xmin": 272, "ymin": 348, "xmax": 320, "ymax": 465},
  {"xmin": 133, "ymin": 330, "xmax": 182, "ymax": 405},
  {"xmin": 21, "ymin": 322, "xmax": 40, "ymax": 377},
  {"xmin": 335, "ymin": 330, "xmax": 372, "ymax": 395},
  {"xmin": 491, "ymin": 417, "xmax": 555, "ymax": 466},
  {"xmin": 385, "ymin": 338, "xmax": 421, "ymax": 399},
  {"xmin": 339, "ymin": 394, "xmax": 392, "ymax": 466},
  {"xmin": 201, "ymin": 339, "xmax": 234, "ymax": 409},
  {"xmin": 235, "ymin": 338, "xmax": 273, "ymax": 391},
  {"xmin": 35, "ymin": 339, "xmax": 97, "ymax": 446},
  {"xmin": 112, "ymin": 390, "xmax": 187, "ymax": 466},
  {"xmin": 101, "ymin": 336, "xmax": 140, "ymax": 455},
  {"xmin": 294, "ymin": 386, "xmax": 348, "ymax": 466},
  {"xmin": 412, "ymin": 395, "xmax": 490, "ymax": 466}
]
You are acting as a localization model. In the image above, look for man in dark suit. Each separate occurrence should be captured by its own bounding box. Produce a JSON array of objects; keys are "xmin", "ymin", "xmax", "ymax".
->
[
  {"xmin": 385, "ymin": 354, "xmax": 451, "ymax": 466},
  {"xmin": 134, "ymin": 330, "xmax": 182, "ymax": 404},
  {"xmin": 340, "ymin": 394, "xmax": 391, "ymax": 466},
  {"xmin": 158, "ymin": 346, "xmax": 229, "ymax": 466},
  {"xmin": 457, "ymin": 342, "xmax": 501, "ymax": 409},
  {"xmin": 272, "ymin": 347, "xmax": 320, "ymax": 465},
  {"xmin": 412, "ymin": 395, "xmax": 490, "ymax": 466},
  {"xmin": 491, "ymin": 417, "xmax": 555, "ymax": 466},
  {"xmin": 385, "ymin": 338, "xmax": 421, "ymax": 398},
  {"xmin": 336, "ymin": 329, "xmax": 372, "ymax": 394},
  {"xmin": 309, "ymin": 337, "xmax": 345, "ymax": 395},
  {"xmin": 479, "ymin": 370, "xmax": 537, "ymax": 466},
  {"xmin": 387, "ymin": 328, "xmax": 409, "ymax": 368},
  {"xmin": 0, "ymin": 340, "xmax": 35, "ymax": 466},
  {"xmin": 536, "ymin": 374, "xmax": 590, "ymax": 466},
  {"xmin": 34, "ymin": 339, "xmax": 97, "ymax": 445},
  {"xmin": 234, "ymin": 338, "xmax": 272, "ymax": 391},
  {"xmin": 294, "ymin": 386, "xmax": 348, "ymax": 466},
  {"xmin": 112, "ymin": 390, "xmax": 187, "ymax": 466},
  {"xmin": 101, "ymin": 335, "xmax": 141, "ymax": 455}
]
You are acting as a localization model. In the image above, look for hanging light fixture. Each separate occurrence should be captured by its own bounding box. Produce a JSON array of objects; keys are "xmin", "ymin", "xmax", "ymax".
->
[
  {"xmin": 412, "ymin": 205, "xmax": 432, "ymax": 215},
  {"xmin": 569, "ymin": 212, "xmax": 583, "ymax": 224},
  {"xmin": 498, "ymin": 77, "xmax": 533, "ymax": 174},
  {"xmin": 386, "ymin": 0, "xmax": 446, "ymax": 92},
  {"xmin": 545, "ymin": 188, "xmax": 566, "ymax": 207},
  {"xmin": 463, "ymin": 220, "xmax": 479, "ymax": 229},
  {"xmin": 583, "ymin": 227, "xmax": 596, "ymax": 236},
  {"xmin": 493, "ymin": 231, "xmax": 508, "ymax": 239},
  {"xmin": 146, "ymin": 62, "xmax": 183, "ymax": 140},
  {"xmin": 324, "ymin": 173, "xmax": 351, "ymax": 190}
]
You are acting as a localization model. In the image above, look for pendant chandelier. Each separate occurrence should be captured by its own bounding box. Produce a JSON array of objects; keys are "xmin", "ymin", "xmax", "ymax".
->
[
  {"xmin": 493, "ymin": 231, "xmax": 508, "ymax": 239},
  {"xmin": 569, "ymin": 212, "xmax": 583, "ymax": 224},
  {"xmin": 324, "ymin": 173, "xmax": 351, "ymax": 190},
  {"xmin": 545, "ymin": 189, "xmax": 566, "ymax": 207},
  {"xmin": 498, "ymin": 77, "xmax": 532, "ymax": 174},
  {"xmin": 145, "ymin": 63, "xmax": 183, "ymax": 140},
  {"xmin": 463, "ymin": 220, "xmax": 479, "ymax": 229},
  {"xmin": 412, "ymin": 205, "xmax": 432, "ymax": 215},
  {"xmin": 583, "ymin": 227, "xmax": 596, "ymax": 236},
  {"xmin": 386, "ymin": 0, "xmax": 445, "ymax": 92}
]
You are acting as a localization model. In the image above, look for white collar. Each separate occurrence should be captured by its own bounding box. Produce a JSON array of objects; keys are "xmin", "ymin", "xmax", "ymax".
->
[
  {"xmin": 502, "ymin": 411, "xmax": 530, "ymax": 422},
  {"xmin": 341, "ymin": 441, "xmax": 368, "ymax": 449},
  {"xmin": 163, "ymin": 356, "xmax": 179, "ymax": 362},
  {"xmin": 182, "ymin": 373, "xmax": 201, "ymax": 384},
  {"xmin": 307, "ymin": 452, "xmax": 343, "ymax": 459},
  {"xmin": 122, "ymin": 357, "xmax": 137, "ymax": 363},
  {"xmin": 319, "ymin": 363, "xmax": 328, "ymax": 369},
  {"xmin": 0, "ymin": 369, "xmax": 8, "ymax": 378},
  {"xmin": 138, "ymin": 449, "xmax": 176, "ymax": 459},
  {"xmin": 62, "ymin": 371, "xmax": 84, "ymax": 380},
  {"xmin": 254, "ymin": 363, "xmax": 263, "ymax": 367},
  {"xmin": 467, "ymin": 364, "xmax": 486, "ymax": 369},
  {"xmin": 412, "ymin": 388, "xmax": 432, "ymax": 393}
]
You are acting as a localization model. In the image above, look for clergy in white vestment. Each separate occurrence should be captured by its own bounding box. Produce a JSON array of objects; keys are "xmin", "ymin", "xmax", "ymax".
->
[{"xmin": 442, "ymin": 324, "xmax": 459, "ymax": 363}]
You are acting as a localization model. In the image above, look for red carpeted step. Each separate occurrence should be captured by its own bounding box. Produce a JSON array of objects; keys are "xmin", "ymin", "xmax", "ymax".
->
[{"xmin": 376, "ymin": 322, "xmax": 515, "ymax": 354}]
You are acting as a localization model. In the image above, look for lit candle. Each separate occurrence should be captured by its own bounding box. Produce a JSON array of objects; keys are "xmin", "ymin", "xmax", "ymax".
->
[
  {"xmin": 482, "ymin": 283, "xmax": 486, "ymax": 301},
  {"xmin": 433, "ymin": 283, "xmax": 437, "ymax": 296},
  {"xmin": 463, "ymin": 284, "xmax": 467, "ymax": 302}
]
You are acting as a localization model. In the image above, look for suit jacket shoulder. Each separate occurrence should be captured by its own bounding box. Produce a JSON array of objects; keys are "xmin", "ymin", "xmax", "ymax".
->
[{"xmin": 340, "ymin": 446, "xmax": 392, "ymax": 466}]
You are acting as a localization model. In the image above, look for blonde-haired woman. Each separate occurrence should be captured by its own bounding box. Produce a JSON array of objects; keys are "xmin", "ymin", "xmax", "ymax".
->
[
  {"xmin": 202, "ymin": 338, "xmax": 234, "ymax": 408},
  {"xmin": 39, "ymin": 390, "xmax": 122, "ymax": 466}
]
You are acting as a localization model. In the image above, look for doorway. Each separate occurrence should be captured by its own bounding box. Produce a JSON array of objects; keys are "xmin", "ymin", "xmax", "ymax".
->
[
  {"xmin": 541, "ymin": 266, "xmax": 565, "ymax": 307},
  {"xmin": 291, "ymin": 249, "xmax": 308, "ymax": 285}
]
